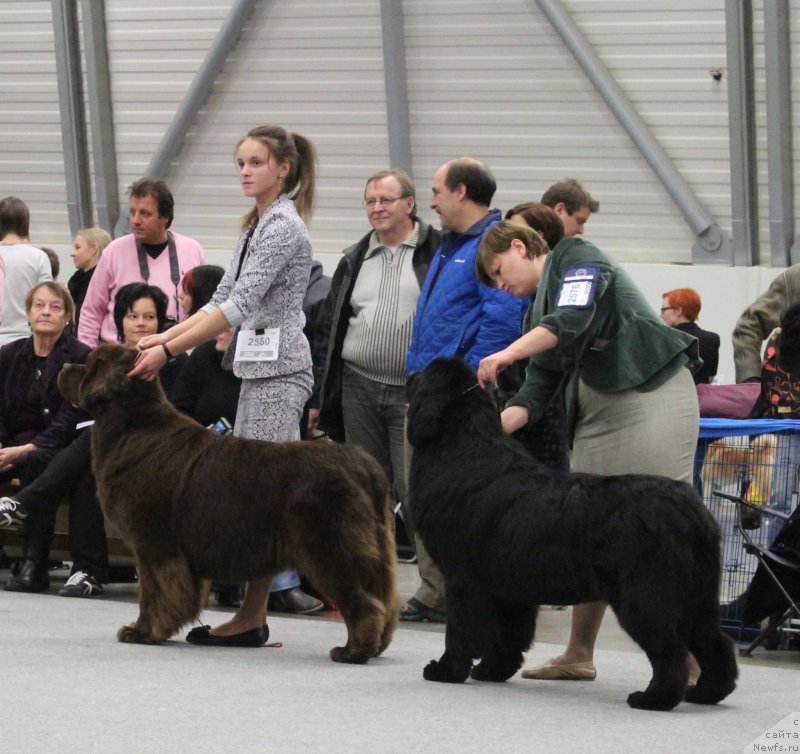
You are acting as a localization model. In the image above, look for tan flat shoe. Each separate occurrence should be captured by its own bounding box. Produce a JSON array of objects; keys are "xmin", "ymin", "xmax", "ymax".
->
[
  {"xmin": 521, "ymin": 659, "xmax": 597, "ymax": 681},
  {"xmin": 687, "ymin": 653, "xmax": 701, "ymax": 688}
]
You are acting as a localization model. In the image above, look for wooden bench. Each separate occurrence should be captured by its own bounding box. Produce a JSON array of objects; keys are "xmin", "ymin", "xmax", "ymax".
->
[{"xmin": 0, "ymin": 480, "xmax": 134, "ymax": 570}]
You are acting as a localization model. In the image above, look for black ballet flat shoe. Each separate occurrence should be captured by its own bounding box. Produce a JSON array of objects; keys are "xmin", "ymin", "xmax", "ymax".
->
[{"xmin": 185, "ymin": 624, "xmax": 269, "ymax": 647}]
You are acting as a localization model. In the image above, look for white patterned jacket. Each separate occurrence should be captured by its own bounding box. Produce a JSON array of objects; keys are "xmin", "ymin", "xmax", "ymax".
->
[{"xmin": 202, "ymin": 194, "xmax": 312, "ymax": 380}]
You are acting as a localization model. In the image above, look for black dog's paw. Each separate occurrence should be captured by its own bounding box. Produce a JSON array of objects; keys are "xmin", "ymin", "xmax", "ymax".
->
[
  {"xmin": 470, "ymin": 658, "xmax": 517, "ymax": 682},
  {"xmin": 685, "ymin": 680, "xmax": 734, "ymax": 706},
  {"xmin": 627, "ymin": 690, "xmax": 680, "ymax": 711},
  {"xmin": 423, "ymin": 659, "xmax": 469, "ymax": 683}
]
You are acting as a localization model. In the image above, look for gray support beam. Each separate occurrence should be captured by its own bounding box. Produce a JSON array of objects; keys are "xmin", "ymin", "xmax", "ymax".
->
[
  {"xmin": 764, "ymin": 1, "xmax": 796, "ymax": 266},
  {"xmin": 726, "ymin": 0, "xmax": 760, "ymax": 266},
  {"xmin": 115, "ymin": 0, "xmax": 259, "ymax": 236},
  {"xmin": 535, "ymin": 0, "xmax": 734, "ymax": 264},
  {"xmin": 51, "ymin": 0, "xmax": 92, "ymax": 234},
  {"xmin": 81, "ymin": 0, "xmax": 119, "ymax": 235},
  {"xmin": 380, "ymin": 0, "xmax": 412, "ymax": 174}
]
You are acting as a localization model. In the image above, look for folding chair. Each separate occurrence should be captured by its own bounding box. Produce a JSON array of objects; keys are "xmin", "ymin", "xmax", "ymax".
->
[{"xmin": 713, "ymin": 489, "xmax": 800, "ymax": 656}]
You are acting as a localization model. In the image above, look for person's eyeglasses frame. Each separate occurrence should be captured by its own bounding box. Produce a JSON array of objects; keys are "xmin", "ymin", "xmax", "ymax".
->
[{"xmin": 362, "ymin": 196, "xmax": 407, "ymax": 209}]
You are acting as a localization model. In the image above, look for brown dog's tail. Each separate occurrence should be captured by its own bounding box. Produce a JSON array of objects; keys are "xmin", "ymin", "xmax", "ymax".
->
[
  {"xmin": 376, "ymin": 494, "xmax": 399, "ymax": 653},
  {"xmin": 358, "ymin": 448, "xmax": 399, "ymax": 653}
]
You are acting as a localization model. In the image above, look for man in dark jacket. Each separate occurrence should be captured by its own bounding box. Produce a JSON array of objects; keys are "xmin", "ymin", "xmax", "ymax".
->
[
  {"xmin": 300, "ymin": 260, "xmax": 331, "ymax": 440},
  {"xmin": 311, "ymin": 169, "xmax": 439, "ymax": 544}
]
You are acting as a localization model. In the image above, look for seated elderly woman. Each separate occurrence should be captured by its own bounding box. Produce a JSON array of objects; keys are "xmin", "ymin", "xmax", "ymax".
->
[
  {"xmin": 0, "ymin": 282, "xmax": 91, "ymax": 592},
  {"xmin": 0, "ymin": 282, "xmax": 185, "ymax": 597}
]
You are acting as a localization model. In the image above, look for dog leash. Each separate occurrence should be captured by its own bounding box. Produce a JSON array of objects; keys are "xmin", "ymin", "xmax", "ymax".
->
[{"xmin": 457, "ymin": 382, "xmax": 482, "ymax": 398}]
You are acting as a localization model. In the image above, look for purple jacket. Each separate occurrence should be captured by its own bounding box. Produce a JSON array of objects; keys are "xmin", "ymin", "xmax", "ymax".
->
[{"xmin": 0, "ymin": 332, "xmax": 91, "ymax": 449}]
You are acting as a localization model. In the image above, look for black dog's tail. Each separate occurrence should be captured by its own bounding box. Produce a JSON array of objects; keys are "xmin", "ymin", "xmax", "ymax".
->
[
  {"xmin": 685, "ymin": 619, "xmax": 738, "ymax": 705},
  {"xmin": 677, "ymin": 485, "xmax": 738, "ymax": 704}
]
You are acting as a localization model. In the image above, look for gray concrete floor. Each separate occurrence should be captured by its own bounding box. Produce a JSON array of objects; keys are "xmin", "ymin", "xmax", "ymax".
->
[
  {"xmin": 5, "ymin": 559, "xmax": 797, "ymax": 671},
  {"xmin": 2, "ymin": 559, "xmax": 798, "ymax": 754},
  {"xmin": 392, "ymin": 560, "xmax": 800, "ymax": 670}
]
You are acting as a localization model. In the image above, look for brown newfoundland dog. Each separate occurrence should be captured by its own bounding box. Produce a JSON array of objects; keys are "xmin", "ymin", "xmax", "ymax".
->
[
  {"xmin": 406, "ymin": 357, "xmax": 737, "ymax": 710},
  {"xmin": 58, "ymin": 345, "xmax": 397, "ymax": 663}
]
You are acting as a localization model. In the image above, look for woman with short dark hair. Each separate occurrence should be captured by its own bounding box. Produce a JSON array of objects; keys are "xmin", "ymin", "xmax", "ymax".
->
[
  {"xmin": 178, "ymin": 264, "xmax": 225, "ymax": 317},
  {"xmin": 113, "ymin": 283, "xmax": 185, "ymax": 395}
]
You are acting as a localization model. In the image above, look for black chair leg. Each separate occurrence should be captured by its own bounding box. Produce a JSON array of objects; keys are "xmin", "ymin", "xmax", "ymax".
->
[{"xmin": 739, "ymin": 605, "xmax": 796, "ymax": 656}]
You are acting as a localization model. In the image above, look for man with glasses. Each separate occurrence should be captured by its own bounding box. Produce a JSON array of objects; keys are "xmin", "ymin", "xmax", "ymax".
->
[{"xmin": 311, "ymin": 170, "xmax": 440, "ymax": 552}]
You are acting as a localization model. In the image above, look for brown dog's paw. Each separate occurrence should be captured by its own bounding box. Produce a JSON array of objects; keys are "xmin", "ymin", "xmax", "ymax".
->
[
  {"xmin": 117, "ymin": 624, "xmax": 162, "ymax": 645},
  {"xmin": 329, "ymin": 645, "xmax": 371, "ymax": 664}
]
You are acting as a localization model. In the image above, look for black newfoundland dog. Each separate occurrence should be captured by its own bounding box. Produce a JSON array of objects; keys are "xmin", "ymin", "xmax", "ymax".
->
[
  {"xmin": 406, "ymin": 357, "xmax": 737, "ymax": 710},
  {"xmin": 58, "ymin": 345, "xmax": 397, "ymax": 663}
]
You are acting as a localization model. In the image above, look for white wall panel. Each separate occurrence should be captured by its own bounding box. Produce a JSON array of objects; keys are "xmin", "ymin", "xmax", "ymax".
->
[
  {"xmin": 101, "ymin": 0, "xmax": 390, "ymax": 260},
  {"xmin": 3, "ymin": 0, "xmax": 800, "ymax": 276},
  {"xmin": 403, "ymin": 0, "xmax": 731, "ymax": 263},
  {"xmin": 0, "ymin": 1, "xmax": 69, "ymax": 243}
]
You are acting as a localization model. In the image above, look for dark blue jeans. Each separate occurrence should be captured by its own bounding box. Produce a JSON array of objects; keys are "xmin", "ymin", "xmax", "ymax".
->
[{"xmin": 341, "ymin": 365, "xmax": 407, "ymax": 507}]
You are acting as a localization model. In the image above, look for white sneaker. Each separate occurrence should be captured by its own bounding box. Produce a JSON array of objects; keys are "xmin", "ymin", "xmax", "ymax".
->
[
  {"xmin": 59, "ymin": 570, "xmax": 104, "ymax": 598},
  {"xmin": 0, "ymin": 496, "xmax": 27, "ymax": 529}
]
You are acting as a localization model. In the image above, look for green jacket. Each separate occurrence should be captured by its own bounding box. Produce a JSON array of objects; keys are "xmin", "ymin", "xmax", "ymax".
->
[
  {"xmin": 732, "ymin": 265, "xmax": 800, "ymax": 383},
  {"xmin": 506, "ymin": 237, "xmax": 701, "ymax": 428}
]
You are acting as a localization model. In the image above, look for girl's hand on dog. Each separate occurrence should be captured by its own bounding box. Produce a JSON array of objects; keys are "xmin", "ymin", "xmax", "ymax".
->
[{"xmin": 128, "ymin": 345, "xmax": 167, "ymax": 381}]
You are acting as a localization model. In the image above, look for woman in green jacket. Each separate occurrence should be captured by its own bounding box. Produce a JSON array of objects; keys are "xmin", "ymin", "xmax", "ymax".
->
[{"xmin": 476, "ymin": 221, "xmax": 701, "ymax": 683}]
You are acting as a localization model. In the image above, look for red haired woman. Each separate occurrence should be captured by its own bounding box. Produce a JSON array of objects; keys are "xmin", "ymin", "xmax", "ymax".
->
[{"xmin": 661, "ymin": 288, "xmax": 720, "ymax": 384}]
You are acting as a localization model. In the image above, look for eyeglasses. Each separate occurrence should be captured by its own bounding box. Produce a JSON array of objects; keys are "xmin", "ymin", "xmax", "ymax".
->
[
  {"xmin": 660, "ymin": 307, "xmax": 674, "ymax": 313},
  {"xmin": 362, "ymin": 196, "xmax": 405, "ymax": 208}
]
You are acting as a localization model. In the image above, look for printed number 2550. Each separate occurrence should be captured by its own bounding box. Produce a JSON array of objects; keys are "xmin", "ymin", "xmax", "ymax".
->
[{"xmin": 247, "ymin": 336, "xmax": 271, "ymax": 346}]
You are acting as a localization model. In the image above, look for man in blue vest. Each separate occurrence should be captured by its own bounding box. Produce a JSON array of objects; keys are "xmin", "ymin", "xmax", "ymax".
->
[{"xmin": 403, "ymin": 157, "xmax": 528, "ymax": 622}]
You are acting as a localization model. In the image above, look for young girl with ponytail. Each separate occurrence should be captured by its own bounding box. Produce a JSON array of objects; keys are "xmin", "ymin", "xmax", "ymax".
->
[{"xmin": 132, "ymin": 124, "xmax": 322, "ymax": 643}]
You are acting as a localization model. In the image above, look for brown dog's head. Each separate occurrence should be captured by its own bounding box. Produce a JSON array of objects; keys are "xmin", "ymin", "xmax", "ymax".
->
[
  {"xmin": 406, "ymin": 357, "xmax": 497, "ymax": 446},
  {"xmin": 58, "ymin": 344, "xmax": 161, "ymax": 414}
]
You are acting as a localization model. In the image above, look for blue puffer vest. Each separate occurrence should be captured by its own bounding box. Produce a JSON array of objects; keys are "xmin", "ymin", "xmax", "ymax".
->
[{"xmin": 406, "ymin": 209, "xmax": 528, "ymax": 373}]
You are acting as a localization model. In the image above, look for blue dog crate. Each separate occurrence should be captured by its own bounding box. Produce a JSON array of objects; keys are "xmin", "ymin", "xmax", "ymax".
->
[{"xmin": 696, "ymin": 418, "xmax": 800, "ymax": 642}]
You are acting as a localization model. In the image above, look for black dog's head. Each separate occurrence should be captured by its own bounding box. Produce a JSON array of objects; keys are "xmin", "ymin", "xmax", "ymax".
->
[
  {"xmin": 406, "ymin": 358, "xmax": 499, "ymax": 447},
  {"xmin": 58, "ymin": 344, "xmax": 163, "ymax": 415}
]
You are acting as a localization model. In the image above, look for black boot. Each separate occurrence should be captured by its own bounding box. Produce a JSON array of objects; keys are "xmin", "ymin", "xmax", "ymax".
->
[{"xmin": 4, "ymin": 538, "xmax": 50, "ymax": 593}]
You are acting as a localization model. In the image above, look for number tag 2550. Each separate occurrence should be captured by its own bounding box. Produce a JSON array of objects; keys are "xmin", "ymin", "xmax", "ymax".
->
[{"xmin": 234, "ymin": 327, "xmax": 280, "ymax": 361}]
